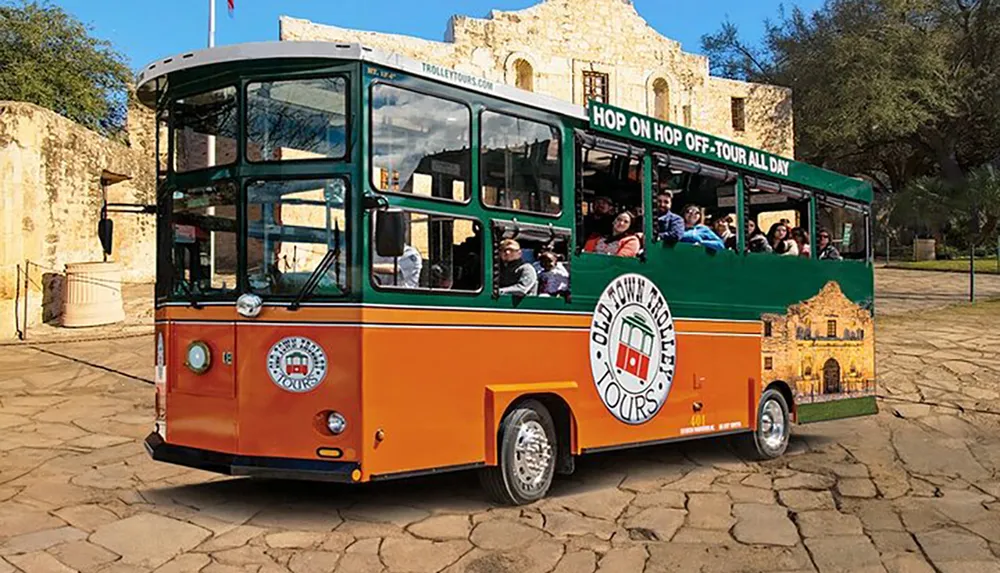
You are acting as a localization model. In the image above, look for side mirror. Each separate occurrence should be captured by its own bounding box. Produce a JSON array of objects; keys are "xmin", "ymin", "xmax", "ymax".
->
[
  {"xmin": 98, "ymin": 217, "xmax": 114, "ymax": 256},
  {"xmin": 375, "ymin": 210, "xmax": 405, "ymax": 257}
]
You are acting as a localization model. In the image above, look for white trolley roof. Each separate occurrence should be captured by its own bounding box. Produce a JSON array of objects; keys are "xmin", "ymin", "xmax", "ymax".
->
[{"xmin": 135, "ymin": 41, "xmax": 586, "ymax": 120}]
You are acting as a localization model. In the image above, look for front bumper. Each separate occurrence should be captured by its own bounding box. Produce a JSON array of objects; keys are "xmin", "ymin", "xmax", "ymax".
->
[{"xmin": 144, "ymin": 433, "xmax": 360, "ymax": 483}]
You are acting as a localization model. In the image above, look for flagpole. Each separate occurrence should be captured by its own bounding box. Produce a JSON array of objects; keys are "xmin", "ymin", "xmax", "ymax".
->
[
  {"xmin": 207, "ymin": 0, "xmax": 217, "ymax": 283},
  {"xmin": 208, "ymin": 0, "xmax": 216, "ymax": 48}
]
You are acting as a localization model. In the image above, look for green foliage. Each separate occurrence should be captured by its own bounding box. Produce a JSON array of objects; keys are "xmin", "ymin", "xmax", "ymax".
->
[
  {"xmin": 0, "ymin": 0, "xmax": 132, "ymax": 135},
  {"xmin": 701, "ymin": 0, "xmax": 1000, "ymax": 196},
  {"xmin": 890, "ymin": 164, "xmax": 1000, "ymax": 245},
  {"xmin": 889, "ymin": 175, "xmax": 953, "ymax": 239}
]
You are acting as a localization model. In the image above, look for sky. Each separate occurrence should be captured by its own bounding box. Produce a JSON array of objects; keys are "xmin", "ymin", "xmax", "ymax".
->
[{"xmin": 45, "ymin": 0, "xmax": 824, "ymax": 71}]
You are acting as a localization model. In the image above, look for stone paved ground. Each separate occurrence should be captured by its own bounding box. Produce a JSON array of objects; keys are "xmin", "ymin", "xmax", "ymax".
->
[
  {"xmin": 875, "ymin": 267, "xmax": 1000, "ymax": 314},
  {"xmin": 0, "ymin": 268, "xmax": 998, "ymax": 573}
]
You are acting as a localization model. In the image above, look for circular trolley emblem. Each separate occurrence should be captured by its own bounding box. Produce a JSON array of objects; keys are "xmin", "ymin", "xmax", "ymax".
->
[
  {"xmin": 266, "ymin": 337, "xmax": 328, "ymax": 393},
  {"xmin": 589, "ymin": 273, "xmax": 677, "ymax": 425}
]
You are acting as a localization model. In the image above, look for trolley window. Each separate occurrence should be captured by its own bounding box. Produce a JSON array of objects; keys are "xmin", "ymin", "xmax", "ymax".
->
[
  {"xmin": 246, "ymin": 178, "xmax": 348, "ymax": 297},
  {"xmin": 246, "ymin": 77, "xmax": 348, "ymax": 162},
  {"xmin": 370, "ymin": 210, "xmax": 482, "ymax": 292},
  {"xmin": 370, "ymin": 84, "xmax": 471, "ymax": 202},
  {"xmin": 481, "ymin": 111, "xmax": 562, "ymax": 216},
  {"xmin": 173, "ymin": 87, "xmax": 238, "ymax": 173}
]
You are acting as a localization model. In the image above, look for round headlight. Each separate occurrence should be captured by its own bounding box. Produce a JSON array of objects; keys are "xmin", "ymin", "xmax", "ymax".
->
[
  {"xmin": 236, "ymin": 293, "xmax": 263, "ymax": 318},
  {"xmin": 327, "ymin": 412, "xmax": 347, "ymax": 435},
  {"xmin": 186, "ymin": 341, "xmax": 211, "ymax": 374}
]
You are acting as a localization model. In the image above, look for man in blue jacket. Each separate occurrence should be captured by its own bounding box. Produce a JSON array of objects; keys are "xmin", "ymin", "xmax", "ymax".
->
[{"xmin": 654, "ymin": 190, "xmax": 685, "ymax": 242}]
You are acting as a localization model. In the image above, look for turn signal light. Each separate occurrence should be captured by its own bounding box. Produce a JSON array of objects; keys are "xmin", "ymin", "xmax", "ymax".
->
[{"xmin": 316, "ymin": 448, "xmax": 343, "ymax": 459}]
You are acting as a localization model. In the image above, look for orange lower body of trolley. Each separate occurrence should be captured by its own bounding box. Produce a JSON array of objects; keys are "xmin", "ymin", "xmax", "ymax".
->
[{"xmin": 146, "ymin": 304, "xmax": 767, "ymax": 504}]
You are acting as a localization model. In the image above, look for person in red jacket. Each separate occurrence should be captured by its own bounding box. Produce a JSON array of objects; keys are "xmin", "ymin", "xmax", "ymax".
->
[{"xmin": 584, "ymin": 210, "xmax": 640, "ymax": 258}]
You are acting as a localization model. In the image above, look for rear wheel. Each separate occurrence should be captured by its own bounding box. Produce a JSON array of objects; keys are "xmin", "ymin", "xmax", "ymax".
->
[
  {"xmin": 480, "ymin": 400, "xmax": 556, "ymax": 505},
  {"xmin": 735, "ymin": 388, "xmax": 790, "ymax": 460}
]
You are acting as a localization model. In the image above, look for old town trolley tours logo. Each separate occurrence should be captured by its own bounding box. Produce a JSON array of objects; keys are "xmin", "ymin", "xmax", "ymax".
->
[
  {"xmin": 266, "ymin": 337, "xmax": 328, "ymax": 393},
  {"xmin": 589, "ymin": 274, "xmax": 677, "ymax": 424}
]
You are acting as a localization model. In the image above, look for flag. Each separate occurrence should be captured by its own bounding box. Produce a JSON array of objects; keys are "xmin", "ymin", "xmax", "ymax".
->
[{"xmin": 227, "ymin": 0, "xmax": 234, "ymax": 16}]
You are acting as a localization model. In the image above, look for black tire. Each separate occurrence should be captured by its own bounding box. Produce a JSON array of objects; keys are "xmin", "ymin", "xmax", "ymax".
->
[
  {"xmin": 479, "ymin": 400, "xmax": 557, "ymax": 505},
  {"xmin": 734, "ymin": 388, "xmax": 791, "ymax": 460}
]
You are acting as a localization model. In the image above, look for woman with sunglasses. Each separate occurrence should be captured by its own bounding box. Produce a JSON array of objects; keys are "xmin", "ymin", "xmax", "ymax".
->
[{"xmin": 816, "ymin": 229, "xmax": 843, "ymax": 260}]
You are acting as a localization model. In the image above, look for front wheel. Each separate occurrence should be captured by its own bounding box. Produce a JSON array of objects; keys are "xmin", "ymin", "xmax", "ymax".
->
[
  {"xmin": 735, "ymin": 388, "xmax": 791, "ymax": 460},
  {"xmin": 479, "ymin": 400, "xmax": 557, "ymax": 505}
]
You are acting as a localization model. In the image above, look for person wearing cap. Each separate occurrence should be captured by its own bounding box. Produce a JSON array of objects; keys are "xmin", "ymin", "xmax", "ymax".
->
[
  {"xmin": 497, "ymin": 239, "xmax": 538, "ymax": 296},
  {"xmin": 584, "ymin": 195, "xmax": 615, "ymax": 240},
  {"xmin": 653, "ymin": 190, "xmax": 685, "ymax": 242}
]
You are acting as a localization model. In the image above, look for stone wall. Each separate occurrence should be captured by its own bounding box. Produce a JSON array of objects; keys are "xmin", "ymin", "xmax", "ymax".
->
[
  {"xmin": 0, "ymin": 101, "xmax": 156, "ymax": 339},
  {"xmin": 280, "ymin": 0, "xmax": 794, "ymax": 157}
]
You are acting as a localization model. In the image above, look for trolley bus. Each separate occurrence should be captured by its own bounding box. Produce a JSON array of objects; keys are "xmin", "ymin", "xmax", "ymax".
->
[{"xmin": 128, "ymin": 42, "xmax": 877, "ymax": 504}]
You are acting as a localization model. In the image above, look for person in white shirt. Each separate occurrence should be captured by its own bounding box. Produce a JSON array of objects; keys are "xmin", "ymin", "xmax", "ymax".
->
[
  {"xmin": 536, "ymin": 251, "xmax": 569, "ymax": 296},
  {"xmin": 372, "ymin": 245, "xmax": 423, "ymax": 288}
]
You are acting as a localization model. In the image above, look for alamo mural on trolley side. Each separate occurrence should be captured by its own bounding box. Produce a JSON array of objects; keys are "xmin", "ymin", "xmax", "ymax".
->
[{"xmin": 761, "ymin": 282, "xmax": 875, "ymax": 405}]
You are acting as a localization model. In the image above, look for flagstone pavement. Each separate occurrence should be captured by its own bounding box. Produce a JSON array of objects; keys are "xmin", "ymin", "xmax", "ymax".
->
[{"xmin": 0, "ymin": 268, "xmax": 999, "ymax": 573}]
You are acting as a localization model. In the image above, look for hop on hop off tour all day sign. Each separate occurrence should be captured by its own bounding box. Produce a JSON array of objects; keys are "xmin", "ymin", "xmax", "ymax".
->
[
  {"xmin": 589, "ymin": 101, "xmax": 791, "ymax": 177},
  {"xmin": 587, "ymin": 101, "xmax": 873, "ymax": 203}
]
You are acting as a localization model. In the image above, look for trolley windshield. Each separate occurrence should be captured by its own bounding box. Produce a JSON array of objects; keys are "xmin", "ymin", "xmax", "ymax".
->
[{"xmin": 158, "ymin": 73, "xmax": 351, "ymax": 303}]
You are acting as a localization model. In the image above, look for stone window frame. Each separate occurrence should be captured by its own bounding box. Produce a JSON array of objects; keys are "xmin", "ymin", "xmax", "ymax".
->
[
  {"xmin": 731, "ymin": 97, "xmax": 747, "ymax": 133},
  {"xmin": 645, "ymin": 75, "xmax": 675, "ymax": 122},
  {"xmin": 504, "ymin": 52, "xmax": 539, "ymax": 93},
  {"xmin": 573, "ymin": 60, "xmax": 617, "ymax": 107},
  {"xmin": 582, "ymin": 71, "xmax": 610, "ymax": 105}
]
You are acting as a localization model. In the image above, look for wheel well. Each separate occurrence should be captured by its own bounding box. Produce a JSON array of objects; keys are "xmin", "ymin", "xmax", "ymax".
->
[
  {"xmin": 765, "ymin": 380, "xmax": 796, "ymax": 419},
  {"xmin": 504, "ymin": 393, "xmax": 575, "ymax": 473}
]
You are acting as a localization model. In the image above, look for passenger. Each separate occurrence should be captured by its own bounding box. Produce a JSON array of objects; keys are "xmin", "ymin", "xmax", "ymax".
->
[
  {"xmin": 712, "ymin": 216, "xmax": 735, "ymax": 249},
  {"xmin": 430, "ymin": 264, "xmax": 453, "ymax": 289},
  {"xmin": 453, "ymin": 234, "xmax": 482, "ymax": 291},
  {"xmin": 653, "ymin": 190, "xmax": 685, "ymax": 242},
  {"xmin": 792, "ymin": 227, "xmax": 811, "ymax": 258},
  {"xmin": 583, "ymin": 195, "xmax": 615, "ymax": 240},
  {"xmin": 768, "ymin": 223, "xmax": 799, "ymax": 256},
  {"xmin": 372, "ymin": 244, "xmax": 423, "ymax": 288},
  {"xmin": 745, "ymin": 219, "xmax": 772, "ymax": 253},
  {"xmin": 816, "ymin": 229, "xmax": 843, "ymax": 260},
  {"xmin": 584, "ymin": 210, "xmax": 641, "ymax": 257},
  {"xmin": 537, "ymin": 251, "xmax": 570, "ymax": 296},
  {"xmin": 679, "ymin": 205, "xmax": 725, "ymax": 252},
  {"xmin": 497, "ymin": 239, "xmax": 538, "ymax": 296}
]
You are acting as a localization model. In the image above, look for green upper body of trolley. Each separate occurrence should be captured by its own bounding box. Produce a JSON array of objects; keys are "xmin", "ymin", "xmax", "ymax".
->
[{"xmin": 137, "ymin": 42, "xmax": 873, "ymax": 320}]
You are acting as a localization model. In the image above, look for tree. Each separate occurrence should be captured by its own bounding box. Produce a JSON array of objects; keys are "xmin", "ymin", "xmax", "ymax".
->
[
  {"xmin": 889, "ymin": 163, "xmax": 1000, "ymax": 248},
  {"xmin": 701, "ymin": 0, "xmax": 1000, "ymax": 196},
  {"xmin": 0, "ymin": 1, "xmax": 132, "ymax": 136}
]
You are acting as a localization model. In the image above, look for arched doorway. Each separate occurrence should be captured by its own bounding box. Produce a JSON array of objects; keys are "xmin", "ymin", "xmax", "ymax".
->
[
  {"xmin": 652, "ymin": 78, "xmax": 669, "ymax": 121},
  {"xmin": 513, "ymin": 59, "xmax": 534, "ymax": 92},
  {"xmin": 823, "ymin": 358, "xmax": 841, "ymax": 394}
]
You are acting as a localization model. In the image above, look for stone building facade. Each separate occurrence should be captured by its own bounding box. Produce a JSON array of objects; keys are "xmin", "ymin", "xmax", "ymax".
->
[
  {"xmin": 0, "ymin": 101, "xmax": 156, "ymax": 339},
  {"xmin": 761, "ymin": 282, "xmax": 876, "ymax": 405},
  {"xmin": 280, "ymin": 0, "xmax": 794, "ymax": 156}
]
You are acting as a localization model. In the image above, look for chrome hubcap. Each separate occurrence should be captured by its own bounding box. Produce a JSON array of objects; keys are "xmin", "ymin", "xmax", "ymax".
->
[
  {"xmin": 512, "ymin": 420, "xmax": 552, "ymax": 491},
  {"xmin": 759, "ymin": 399, "xmax": 786, "ymax": 451}
]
